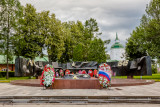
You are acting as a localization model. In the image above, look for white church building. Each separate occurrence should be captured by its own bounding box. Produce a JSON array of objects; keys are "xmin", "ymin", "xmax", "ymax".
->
[{"xmin": 110, "ymin": 33, "xmax": 125, "ymax": 61}]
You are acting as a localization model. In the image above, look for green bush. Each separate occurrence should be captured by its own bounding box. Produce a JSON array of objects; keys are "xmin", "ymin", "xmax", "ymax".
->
[{"xmin": 152, "ymin": 65, "xmax": 157, "ymax": 74}]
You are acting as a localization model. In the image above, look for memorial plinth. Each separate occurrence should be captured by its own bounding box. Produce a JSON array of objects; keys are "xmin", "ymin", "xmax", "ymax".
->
[
  {"xmin": 53, "ymin": 78, "xmax": 102, "ymax": 89},
  {"xmin": 10, "ymin": 78, "xmax": 155, "ymax": 88}
]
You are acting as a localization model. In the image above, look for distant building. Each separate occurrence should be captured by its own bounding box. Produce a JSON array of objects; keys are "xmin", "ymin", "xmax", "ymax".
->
[
  {"xmin": 0, "ymin": 55, "xmax": 48, "ymax": 71},
  {"xmin": 110, "ymin": 33, "xmax": 125, "ymax": 61}
]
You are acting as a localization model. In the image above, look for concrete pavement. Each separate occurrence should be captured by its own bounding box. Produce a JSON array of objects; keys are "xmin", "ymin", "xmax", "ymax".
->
[
  {"xmin": 0, "ymin": 82, "xmax": 160, "ymax": 96},
  {"xmin": 0, "ymin": 104, "xmax": 160, "ymax": 107},
  {"xmin": 0, "ymin": 82, "xmax": 160, "ymax": 106}
]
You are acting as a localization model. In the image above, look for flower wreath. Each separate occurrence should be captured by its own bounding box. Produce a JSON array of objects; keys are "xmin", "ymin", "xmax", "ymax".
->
[
  {"xmin": 98, "ymin": 63, "xmax": 112, "ymax": 88},
  {"xmin": 40, "ymin": 64, "xmax": 55, "ymax": 87}
]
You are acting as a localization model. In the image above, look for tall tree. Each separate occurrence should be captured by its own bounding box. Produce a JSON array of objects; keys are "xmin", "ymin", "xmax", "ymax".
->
[
  {"xmin": 83, "ymin": 18, "xmax": 102, "ymax": 60},
  {"xmin": 125, "ymin": 26, "xmax": 147, "ymax": 60},
  {"xmin": 85, "ymin": 18, "xmax": 101, "ymax": 38},
  {"xmin": 46, "ymin": 14, "xmax": 65, "ymax": 62},
  {"xmin": 87, "ymin": 38, "xmax": 107, "ymax": 63},
  {"xmin": 126, "ymin": 0, "xmax": 160, "ymax": 60},
  {"xmin": 73, "ymin": 43, "xmax": 84, "ymax": 61},
  {"xmin": 0, "ymin": 0, "xmax": 22, "ymax": 79},
  {"xmin": 14, "ymin": 4, "xmax": 44, "ymax": 59},
  {"xmin": 59, "ymin": 21, "xmax": 84, "ymax": 62},
  {"xmin": 37, "ymin": 11, "xmax": 50, "ymax": 57}
]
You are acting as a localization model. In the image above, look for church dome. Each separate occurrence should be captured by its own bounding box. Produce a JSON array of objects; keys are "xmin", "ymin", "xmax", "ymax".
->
[{"xmin": 111, "ymin": 33, "xmax": 124, "ymax": 49}]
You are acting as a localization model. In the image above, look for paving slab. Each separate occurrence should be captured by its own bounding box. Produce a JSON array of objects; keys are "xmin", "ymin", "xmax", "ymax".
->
[
  {"xmin": 0, "ymin": 104, "xmax": 160, "ymax": 107},
  {"xmin": 0, "ymin": 82, "xmax": 160, "ymax": 96}
]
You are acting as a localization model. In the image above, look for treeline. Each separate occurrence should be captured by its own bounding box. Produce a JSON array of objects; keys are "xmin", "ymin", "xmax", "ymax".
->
[
  {"xmin": 125, "ymin": 0, "xmax": 160, "ymax": 62},
  {"xmin": 0, "ymin": 0, "xmax": 110, "ymax": 64}
]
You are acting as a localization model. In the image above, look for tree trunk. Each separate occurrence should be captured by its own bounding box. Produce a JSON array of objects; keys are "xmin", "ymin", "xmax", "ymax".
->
[{"xmin": 6, "ymin": 4, "xmax": 9, "ymax": 79}]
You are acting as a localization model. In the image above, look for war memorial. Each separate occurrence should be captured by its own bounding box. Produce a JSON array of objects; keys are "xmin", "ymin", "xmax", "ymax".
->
[
  {"xmin": 0, "ymin": 55, "xmax": 159, "ymax": 106},
  {"xmin": 1, "ymin": 0, "xmax": 160, "ymax": 106},
  {"xmin": 0, "ymin": 35, "xmax": 158, "ymax": 105},
  {"xmin": 10, "ymin": 55, "xmax": 153, "ymax": 89}
]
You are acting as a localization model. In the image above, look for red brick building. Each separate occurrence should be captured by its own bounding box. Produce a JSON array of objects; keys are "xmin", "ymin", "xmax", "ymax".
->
[
  {"xmin": 0, "ymin": 55, "xmax": 16, "ymax": 71},
  {"xmin": 0, "ymin": 55, "xmax": 48, "ymax": 71}
]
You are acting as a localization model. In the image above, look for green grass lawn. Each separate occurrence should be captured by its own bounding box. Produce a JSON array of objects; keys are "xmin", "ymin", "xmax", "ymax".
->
[
  {"xmin": 112, "ymin": 74, "xmax": 160, "ymax": 82},
  {"xmin": 0, "ymin": 76, "xmax": 36, "ymax": 83}
]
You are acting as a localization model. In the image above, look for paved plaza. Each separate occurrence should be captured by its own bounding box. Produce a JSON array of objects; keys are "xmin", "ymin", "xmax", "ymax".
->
[
  {"xmin": 0, "ymin": 82, "xmax": 160, "ymax": 96},
  {"xmin": 0, "ymin": 104, "xmax": 160, "ymax": 107},
  {"xmin": 0, "ymin": 82, "xmax": 160, "ymax": 107}
]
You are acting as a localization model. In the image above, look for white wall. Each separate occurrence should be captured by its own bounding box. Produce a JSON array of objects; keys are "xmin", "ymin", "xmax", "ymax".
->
[{"xmin": 110, "ymin": 48, "xmax": 125, "ymax": 61}]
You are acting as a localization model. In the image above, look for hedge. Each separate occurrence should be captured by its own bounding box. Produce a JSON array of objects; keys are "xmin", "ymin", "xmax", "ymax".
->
[{"xmin": 0, "ymin": 71, "xmax": 15, "ymax": 77}]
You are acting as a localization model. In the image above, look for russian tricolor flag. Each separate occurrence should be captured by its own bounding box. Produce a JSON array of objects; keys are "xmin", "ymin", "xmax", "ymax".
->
[{"xmin": 99, "ymin": 70, "xmax": 111, "ymax": 81}]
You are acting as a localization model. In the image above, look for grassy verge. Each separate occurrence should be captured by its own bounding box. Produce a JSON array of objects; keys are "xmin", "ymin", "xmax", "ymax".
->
[
  {"xmin": 112, "ymin": 74, "xmax": 160, "ymax": 82},
  {"xmin": 0, "ymin": 76, "xmax": 36, "ymax": 83}
]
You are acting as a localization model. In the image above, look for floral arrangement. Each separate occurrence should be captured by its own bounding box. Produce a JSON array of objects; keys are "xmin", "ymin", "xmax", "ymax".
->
[
  {"xmin": 40, "ymin": 64, "xmax": 55, "ymax": 88},
  {"xmin": 82, "ymin": 70, "xmax": 87, "ymax": 74},
  {"xmin": 93, "ymin": 69, "xmax": 98, "ymax": 77},
  {"xmin": 60, "ymin": 69, "xmax": 64, "ymax": 77},
  {"xmin": 98, "ymin": 63, "xmax": 112, "ymax": 88},
  {"xmin": 73, "ymin": 75, "xmax": 79, "ymax": 79},
  {"xmin": 88, "ymin": 69, "xmax": 93, "ymax": 77},
  {"xmin": 78, "ymin": 70, "xmax": 82, "ymax": 74},
  {"xmin": 65, "ymin": 69, "xmax": 70, "ymax": 75},
  {"xmin": 56, "ymin": 72, "xmax": 59, "ymax": 77}
]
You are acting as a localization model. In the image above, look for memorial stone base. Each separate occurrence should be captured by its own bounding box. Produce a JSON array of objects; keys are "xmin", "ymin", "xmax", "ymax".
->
[{"xmin": 52, "ymin": 78, "xmax": 102, "ymax": 89}]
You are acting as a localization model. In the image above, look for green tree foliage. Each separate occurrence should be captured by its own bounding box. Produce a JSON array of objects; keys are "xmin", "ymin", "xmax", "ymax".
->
[
  {"xmin": 60, "ymin": 18, "xmax": 109, "ymax": 63},
  {"xmin": 73, "ymin": 43, "xmax": 84, "ymax": 61},
  {"xmin": 59, "ymin": 21, "xmax": 85, "ymax": 62},
  {"xmin": 58, "ymin": 18, "xmax": 109, "ymax": 63},
  {"xmin": 106, "ymin": 54, "xmax": 110, "ymax": 60},
  {"xmin": 1, "ymin": 1, "xmax": 110, "ymax": 66},
  {"xmin": 126, "ymin": 0, "xmax": 160, "ymax": 60},
  {"xmin": 125, "ymin": 26, "xmax": 147, "ymax": 60},
  {"xmin": 46, "ymin": 14, "xmax": 65, "ymax": 62},
  {"xmin": 14, "ymin": 4, "xmax": 45, "ymax": 59},
  {"xmin": 152, "ymin": 64, "xmax": 158, "ymax": 74},
  {"xmin": 83, "ymin": 18, "xmax": 103, "ymax": 60},
  {"xmin": 0, "ymin": 0, "xmax": 22, "ymax": 79},
  {"xmin": 87, "ymin": 38, "xmax": 107, "ymax": 63},
  {"xmin": 85, "ymin": 18, "xmax": 101, "ymax": 38}
]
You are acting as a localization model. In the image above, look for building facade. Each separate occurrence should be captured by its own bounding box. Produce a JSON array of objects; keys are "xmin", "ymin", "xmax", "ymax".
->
[
  {"xmin": 0, "ymin": 55, "xmax": 48, "ymax": 71},
  {"xmin": 110, "ymin": 33, "xmax": 125, "ymax": 61}
]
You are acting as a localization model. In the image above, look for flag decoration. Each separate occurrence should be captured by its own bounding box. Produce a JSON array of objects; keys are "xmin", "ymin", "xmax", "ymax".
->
[{"xmin": 98, "ymin": 63, "xmax": 112, "ymax": 88}]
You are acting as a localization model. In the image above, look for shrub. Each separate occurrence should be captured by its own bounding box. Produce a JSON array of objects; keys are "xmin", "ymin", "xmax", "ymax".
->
[
  {"xmin": 152, "ymin": 65, "xmax": 157, "ymax": 74},
  {"xmin": 0, "ymin": 71, "xmax": 15, "ymax": 77}
]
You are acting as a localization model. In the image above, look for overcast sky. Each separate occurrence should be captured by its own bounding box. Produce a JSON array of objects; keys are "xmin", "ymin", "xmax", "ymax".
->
[{"xmin": 19, "ymin": 0, "xmax": 151, "ymax": 51}]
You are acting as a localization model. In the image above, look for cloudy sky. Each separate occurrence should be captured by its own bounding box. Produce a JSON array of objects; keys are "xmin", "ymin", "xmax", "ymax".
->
[{"xmin": 19, "ymin": 0, "xmax": 150, "ymax": 51}]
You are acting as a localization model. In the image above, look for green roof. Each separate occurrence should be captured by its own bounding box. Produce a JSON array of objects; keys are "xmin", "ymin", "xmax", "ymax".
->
[
  {"xmin": 34, "ymin": 56, "xmax": 49, "ymax": 62},
  {"xmin": 111, "ymin": 42, "xmax": 124, "ymax": 49},
  {"xmin": 111, "ymin": 33, "xmax": 124, "ymax": 49},
  {"xmin": 0, "ymin": 55, "xmax": 49, "ymax": 64}
]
